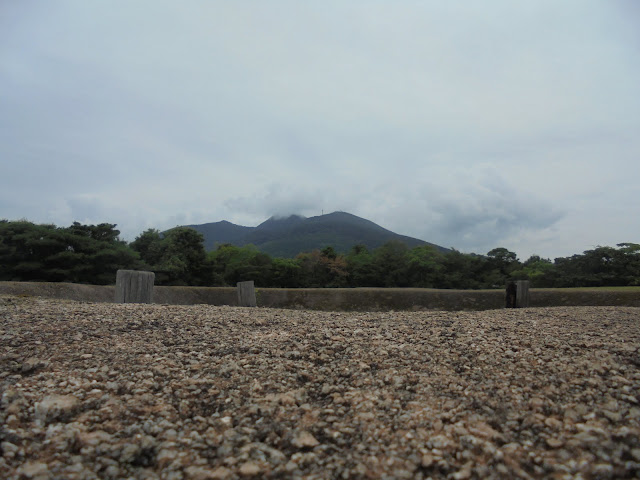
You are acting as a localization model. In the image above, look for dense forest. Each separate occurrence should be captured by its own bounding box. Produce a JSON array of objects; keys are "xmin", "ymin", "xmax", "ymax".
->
[{"xmin": 1, "ymin": 220, "xmax": 639, "ymax": 289}]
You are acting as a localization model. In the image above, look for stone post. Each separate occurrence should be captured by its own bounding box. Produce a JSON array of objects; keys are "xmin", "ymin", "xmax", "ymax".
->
[
  {"xmin": 505, "ymin": 281, "xmax": 517, "ymax": 308},
  {"xmin": 516, "ymin": 280, "xmax": 530, "ymax": 308},
  {"xmin": 115, "ymin": 270, "xmax": 155, "ymax": 304},
  {"xmin": 506, "ymin": 280, "xmax": 530, "ymax": 308},
  {"xmin": 237, "ymin": 281, "xmax": 257, "ymax": 307}
]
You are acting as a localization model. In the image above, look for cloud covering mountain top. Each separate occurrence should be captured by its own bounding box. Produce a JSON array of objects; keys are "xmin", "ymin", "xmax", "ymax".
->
[{"xmin": 1, "ymin": 1, "xmax": 639, "ymax": 259}]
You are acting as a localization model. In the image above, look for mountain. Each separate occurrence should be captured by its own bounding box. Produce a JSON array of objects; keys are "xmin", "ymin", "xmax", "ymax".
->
[
  {"xmin": 184, "ymin": 211, "xmax": 449, "ymax": 258},
  {"xmin": 184, "ymin": 220, "xmax": 253, "ymax": 251}
]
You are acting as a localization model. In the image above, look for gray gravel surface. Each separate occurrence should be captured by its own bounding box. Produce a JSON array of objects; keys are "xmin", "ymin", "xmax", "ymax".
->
[{"xmin": 1, "ymin": 295, "xmax": 639, "ymax": 479}]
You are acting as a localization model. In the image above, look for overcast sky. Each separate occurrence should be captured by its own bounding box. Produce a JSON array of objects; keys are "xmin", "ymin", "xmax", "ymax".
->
[{"xmin": 1, "ymin": 1, "xmax": 639, "ymax": 260}]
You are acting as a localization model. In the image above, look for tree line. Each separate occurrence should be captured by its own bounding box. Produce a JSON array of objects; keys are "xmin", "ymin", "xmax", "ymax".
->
[{"xmin": 1, "ymin": 220, "xmax": 639, "ymax": 289}]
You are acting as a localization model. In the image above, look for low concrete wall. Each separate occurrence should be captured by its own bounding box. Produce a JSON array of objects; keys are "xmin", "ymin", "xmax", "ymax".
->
[
  {"xmin": 531, "ymin": 288, "xmax": 640, "ymax": 308},
  {"xmin": 0, "ymin": 282, "xmax": 237, "ymax": 306},
  {"xmin": 154, "ymin": 286, "xmax": 236, "ymax": 306},
  {"xmin": 1, "ymin": 282, "xmax": 639, "ymax": 311},
  {"xmin": 257, "ymin": 288, "xmax": 505, "ymax": 311},
  {"xmin": 0, "ymin": 282, "xmax": 116, "ymax": 303},
  {"xmin": 258, "ymin": 287, "xmax": 640, "ymax": 310}
]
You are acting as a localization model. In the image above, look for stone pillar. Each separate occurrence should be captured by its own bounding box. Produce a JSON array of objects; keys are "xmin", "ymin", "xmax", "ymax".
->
[
  {"xmin": 115, "ymin": 270, "xmax": 155, "ymax": 304},
  {"xmin": 516, "ymin": 280, "xmax": 530, "ymax": 308},
  {"xmin": 506, "ymin": 280, "xmax": 530, "ymax": 308},
  {"xmin": 505, "ymin": 281, "xmax": 517, "ymax": 308},
  {"xmin": 237, "ymin": 280, "xmax": 257, "ymax": 307}
]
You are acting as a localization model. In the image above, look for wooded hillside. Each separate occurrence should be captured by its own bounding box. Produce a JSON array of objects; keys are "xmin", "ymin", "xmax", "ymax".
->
[{"xmin": 1, "ymin": 219, "xmax": 638, "ymax": 289}]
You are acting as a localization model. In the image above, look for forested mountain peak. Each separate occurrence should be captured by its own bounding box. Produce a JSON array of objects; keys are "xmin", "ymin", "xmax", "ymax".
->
[
  {"xmin": 185, "ymin": 211, "xmax": 447, "ymax": 257},
  {"xmin": 256, "ymin": 214, "xmax": 306, "ymax": 231}
]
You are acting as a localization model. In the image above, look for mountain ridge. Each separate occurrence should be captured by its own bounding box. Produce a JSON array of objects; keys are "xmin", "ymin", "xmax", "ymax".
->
[{"xmin": 183, "ymin": 211, "xmax": 449, "ymax": 258}]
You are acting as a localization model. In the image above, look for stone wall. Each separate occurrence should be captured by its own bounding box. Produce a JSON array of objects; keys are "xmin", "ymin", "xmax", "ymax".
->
[{"xmin": 1, "ymin": 282, "xmax": 639, "ymax": 311}]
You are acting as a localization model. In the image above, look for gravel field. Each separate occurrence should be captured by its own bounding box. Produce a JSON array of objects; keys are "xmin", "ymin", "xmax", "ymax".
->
[{"xmin": 1, "ymin": 295, "xmax": 640, "ymax": 479}]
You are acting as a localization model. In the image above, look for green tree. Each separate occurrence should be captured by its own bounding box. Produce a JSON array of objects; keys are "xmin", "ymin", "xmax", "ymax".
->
[
  {"xmin": 67, "ymin": 222, "xmax": 122, "ymax": 244},
  {"xmin": 0, "ymin": 221, "xmax": 60, "ymax": 281},
  {"xmin": 296, "ymin": 247, "xmax": 348, "ymax": 287},
  {"xmin": 509, "ymin": 255, "xmax": 556, "ymax": 287},
  {"xmin": 130, "ymin": 229, "xmax": 165, "ymax": 267},
  {"xmin": 61, "ymin": 223, "xmax": 140, "ymax": 284},
  {"xmin": 406, "ymin": 245, "xmax": 443, "ymax": 288},
  {"xmin": 158, "ymin": 227, "xmax": 213, "ymax": 285},
  {"xmin": 484, "ymin": 247, "xmax": 520, "ymax": 285},
  {"xmin": 132, "ymin": 228, "xmax": 218, "ymax": 285},
  {"xmin": 615, "ymin": 243, "xmax": 640, "ymax": 285},
  {"xmin": 0, "ymin": 220, "xmax": 140, "ymax": 284},
  {"xmin": 439, "ymin": 250, "xmax": 485, "ymax": 289},
  {"xmin": 208, "ymin": 244, "xmax": 272, "ymax": 286},
  {"xmin": 371, "ymin": 241, "xmax": 410, "ymax": 287},
  {"xmin": 271, "ymin": 257, "xmax": 302, "ymax": 287},
  {"xmin": 558, "ymin": 244, "xmax": 640, "ymax": 287},
  {"xmin": 346, "ymin": 244, "xmax": 377, "ymax": 287}
]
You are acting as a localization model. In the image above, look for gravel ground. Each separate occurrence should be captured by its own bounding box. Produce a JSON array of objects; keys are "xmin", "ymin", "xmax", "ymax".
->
[{"xmin": 1, "ymin": 295, "xmax": 639, "ymax": 480}]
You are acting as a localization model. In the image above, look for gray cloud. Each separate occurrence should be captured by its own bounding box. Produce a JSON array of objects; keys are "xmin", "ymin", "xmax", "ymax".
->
[
  {"xmin": 225, "ymin": 183, "xmax": 360, "ymax": 220},
  {"xmin": 350, "ymin": 167, "xmax": 564, "ymax": 256},
  {"xmin": 1, "ymin": 1, "xmax": 638, "ymax": 259}
]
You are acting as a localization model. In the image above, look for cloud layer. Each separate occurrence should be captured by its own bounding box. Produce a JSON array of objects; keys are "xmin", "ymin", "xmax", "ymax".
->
[{"xmin": 1, "ymin": 1, "xmax": 639, "ymax": 259}]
